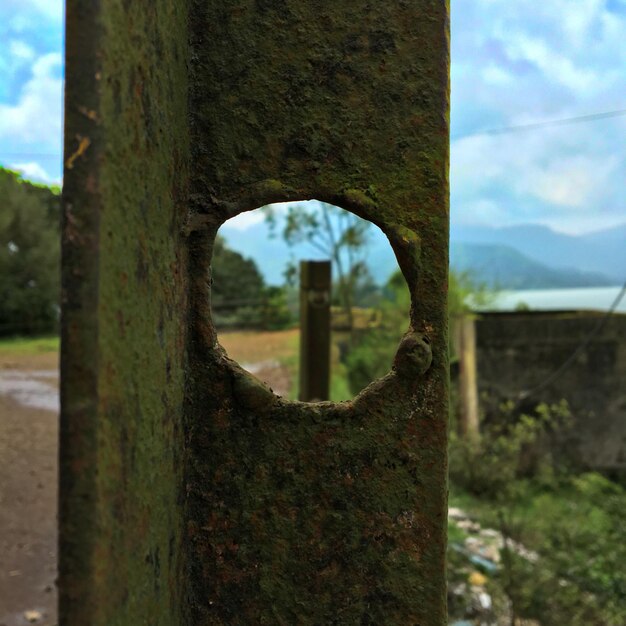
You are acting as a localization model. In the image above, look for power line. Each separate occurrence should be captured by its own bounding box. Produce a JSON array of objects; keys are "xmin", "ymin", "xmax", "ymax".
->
[
  {"xmin": 0, "ymin": 108, "xmax": 624, "ymax": 158},
  {"xmin": 518, "ymin": 279, "xmax": 626, "ymax": 402},
  {"xmin": 452, "ymin": 107, "xmax": 626, "ymax": 140}
]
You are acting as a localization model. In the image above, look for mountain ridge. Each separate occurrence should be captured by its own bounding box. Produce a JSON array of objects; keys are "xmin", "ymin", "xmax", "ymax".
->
[
  {"xmin": 450, "ymin": 222, "xmax": 625, "ymax": 282},
  {"xmin": 220, "ymin": 219, "xmax": 623, "ymax": 289}
]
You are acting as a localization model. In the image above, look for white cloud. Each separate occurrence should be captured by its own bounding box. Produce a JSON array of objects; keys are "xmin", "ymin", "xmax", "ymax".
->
[
  {"xmin": 224, "ymin": 201, "xmax": 314, "ymax": 231},
  {"xmin": 224, "ymin": 210, "xmax": 266, "ymax": 231},
  {"xmin": 531, "ymin": 155, "xmax": 620, "ymax": 210},
  {"xmin": 451, "ymin": 122, "xmax": 625, "ymax": 228},
  {"xmin": 28, "ymin": 0, "xmax": 63, "ymax": 20},
  {"xmin": 4, "ymin": 0, "xmax": 63, "ymax": 24},
  {"xmin": 451, "ymin": 1, "xmax": 626, "ymax": 231},
  {"xmin": 453, "ymin": 199, "xmax": 511, "ymax": 227},
  {"xmin": 482, "ymin": 65, "xmax": 513, "ymax": 86},
  {"xmin": 538, "ymin": 212, "xmax": 626, "ymax": 236},
  {"xmin": 11, "ymin": 161, "xmax": 58, "ymax": 184},
  {"xmin": 504, "ymin": 33, "xmax": 601, "ymax": 95},
  {"xmin": 8, "ymin": 40, "xmax": 35, "ymax": 62},
  {"xmin": 560, "ymin": 0, "xmax": 606, "ymax": 41},
  {"xmin": 0, "ymin": 52, "xmax": 63, "ymax": 146}
]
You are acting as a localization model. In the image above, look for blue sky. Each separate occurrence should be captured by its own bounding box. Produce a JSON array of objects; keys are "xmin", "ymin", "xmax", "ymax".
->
[{"xmin": 0, "ymin": 0, "xmax": 624, "ymax": 234}]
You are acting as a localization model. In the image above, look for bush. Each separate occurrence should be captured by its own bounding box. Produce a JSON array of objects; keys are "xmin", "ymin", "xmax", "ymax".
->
[
  {"xmin": 448, "ymin": 401, "xmax": 626, "ymax": 626},
  {"xmin": 261, "ymin": 286, "xmax": 293, "ymax": 330},
  {"xmin": 0, "ymin": 168, "xmax": 60, "ymax": 336},
  {"xmin": 449, "ymin": 401, "xmax": 571, "ymax": 501},
  {"xmin": 345, "ymin": 269, "xmax": 492, "ymax": 395}
]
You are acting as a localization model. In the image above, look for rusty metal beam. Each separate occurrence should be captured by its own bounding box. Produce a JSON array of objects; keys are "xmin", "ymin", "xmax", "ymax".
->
[{"xmin": 61, "ymin": 1, "xmax": 450, "ymax": 623}]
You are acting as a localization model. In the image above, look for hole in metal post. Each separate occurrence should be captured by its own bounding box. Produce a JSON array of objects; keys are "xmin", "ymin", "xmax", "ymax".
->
[{"xmin": 209, "ymin": 200, "xmax": 408, "ymax": 401}]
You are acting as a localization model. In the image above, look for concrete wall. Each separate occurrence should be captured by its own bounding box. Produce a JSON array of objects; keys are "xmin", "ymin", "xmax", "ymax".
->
[{"xmin": 475, "ymin": 311, "xmax": 626, "ymax": 470}]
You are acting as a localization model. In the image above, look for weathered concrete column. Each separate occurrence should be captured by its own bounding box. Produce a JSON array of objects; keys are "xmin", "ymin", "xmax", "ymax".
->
[{"xmin": 61, "ymin": 1, "xmax": 450, "ymax": 624}]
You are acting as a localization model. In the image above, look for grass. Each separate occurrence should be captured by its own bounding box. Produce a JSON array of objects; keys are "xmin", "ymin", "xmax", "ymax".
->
[{"xmin": 0, "ymin": 335, "xmax": 59, "ymax": 354}]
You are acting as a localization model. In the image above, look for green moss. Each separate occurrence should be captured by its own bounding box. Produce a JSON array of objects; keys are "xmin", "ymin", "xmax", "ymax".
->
[
  {"xmin": 186, "ymin": 1, "xmax": 451, "ymax": 622},
  {"xmin": 62, "ymin": 0, "xmax": 450, "ymax": 623},
  {"xmin": 61, "ymin": 1, "xmax": 190, "ymax": 625}
]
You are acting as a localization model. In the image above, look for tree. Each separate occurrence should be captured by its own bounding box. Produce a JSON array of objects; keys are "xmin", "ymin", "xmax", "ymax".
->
[
  {"xmin": 211, "ymin": 235, "xmax": 265, "ymax": 307},
  {"xmin": 0, "ymin": 168, "xmax": 60, "ymax": 335},
  {"xmin": 211, "ymin": 234, "xmax": 266, "ymax": 328},
  {"xmin": 264, "ymin": 201, "xmax": 371, "ymax": 329},
  {"xmin": 211, "ymin": 235, "xmax": 293, "ymax": 329}
]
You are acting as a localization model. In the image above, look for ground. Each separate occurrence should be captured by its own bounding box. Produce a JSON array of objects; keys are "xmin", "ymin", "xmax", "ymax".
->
[
  {"xmin": 0, "ymin": 332, "xmax": 297, "ymax": 625},
  {"xmin": 0, "ymin": 350, "xmax": 58, "ymax": 626}
]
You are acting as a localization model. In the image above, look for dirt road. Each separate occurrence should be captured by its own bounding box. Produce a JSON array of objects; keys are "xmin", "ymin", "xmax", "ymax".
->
[
  {"xmin": 0, "ymin": 341, "xmax": 292, "ymax": 626},
  {"xmin": 0, "ymin": 353, "xmax": 58, "ymax": 626}
]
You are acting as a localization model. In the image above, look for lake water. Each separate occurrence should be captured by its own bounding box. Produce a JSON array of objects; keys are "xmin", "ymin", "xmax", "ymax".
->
[{"xmin": 479, "ymin": 285, "xmax": 626, "ymax": 314}]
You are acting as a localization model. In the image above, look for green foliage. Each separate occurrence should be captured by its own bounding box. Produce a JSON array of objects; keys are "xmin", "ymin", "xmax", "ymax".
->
[
  {"xmin": 212, "ymin": 234, "xmax": 265, "ymax": 305},
  {"xmin": 448, "ymin": 402, "xmax": 626, "ymax": 626},
  {"xmin": 343, "ymin": 275, "xmax": 406, "ymax": 393},
  {"xmin": 449, "ymin": 400, "xmax": 571, "ymax": 501},
  {"xmin": 345, "ymin": 268, "xmax": 490, "ymax": 394},
  {"xmin": 0, "ymin": 168, "xmax": 60, "ymax": 336},
  {"xmin": 448, "ymin": 270, "xmax": 494, "ymax": 364},
  {"xmin": 260, "ymin": 286, "xmax": 293, "ymax": 330},
  {"xmin": 212, "ymin": 235, "xmax": 293, "ymax": 329},
  {"xmin": 481, "ymin": 473, "xmax": 626, "ymax": 626}
]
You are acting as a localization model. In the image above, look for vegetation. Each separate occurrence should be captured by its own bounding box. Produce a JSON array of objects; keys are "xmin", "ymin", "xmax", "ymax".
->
[
  {"xmin": 264, "ymin": 202, "xmax": 374, "ymax": 327},
  {"xmin": 212, "ymin": 235, "xmax": 265, "ymax": 306},
  {"xmin": 448, "ymin": 401, "xmax": 626, "ymax": 626},
  {"xmin": 0, "ymin": 168, "xmax": 60, "ymax": 336},
  {"xmin": 211, "ymin": 235, "xmax": 292, "ymax": 329},
  {"xmin": 3, "ymin": 171, "xmax": 622, "ymax": 625},
  {"xmin": 344, "ymin": 268, "xmax": 489, "ymax": 395},
  {"xmin": 331, "ymin": 259, "xmax": 626, "ymax": 625},
  {"xmin": 0, "ymin": 334, "xmax": 59, "ymax": 354}
]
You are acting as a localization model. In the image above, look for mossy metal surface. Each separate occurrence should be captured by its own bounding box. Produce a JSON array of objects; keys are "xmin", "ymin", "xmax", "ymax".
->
[
  {"xmin": 61, "ymin": 0, "xmax": 449, "ymax": 624},
  {"xmin": 61, "ymin": 1, "xmax": 190, "ymax": 624},
  {"xmin": 186, "ymin": 1, "xmax": 450, "ymax": 623}
]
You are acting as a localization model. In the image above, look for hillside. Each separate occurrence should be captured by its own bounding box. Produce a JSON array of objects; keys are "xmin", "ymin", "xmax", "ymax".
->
[
  {"xmin": 450, "ymin": 222, "xmax": 626, "ymax": 283},
  {"xmin": 450, "ymin": 243, "xmax": 613, "ymax": 289}
]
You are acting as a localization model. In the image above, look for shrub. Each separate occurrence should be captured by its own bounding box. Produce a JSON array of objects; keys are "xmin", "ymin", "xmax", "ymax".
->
[{"xmin": 449, "ymin": 401, "xmax": 571, "ymax": 501}]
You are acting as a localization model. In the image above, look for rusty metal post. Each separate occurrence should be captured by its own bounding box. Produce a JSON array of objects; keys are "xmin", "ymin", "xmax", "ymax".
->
[
  {"xmin": 61, "ymin": 1, "xmax": 450, "ymax": 624},
  {"xmin": 299, "ymin": 260, "xmax": 331, "ymax": 401},
  {"xmin": 60, "ymin": 3, "xmax": 191, "ymax": 625}
]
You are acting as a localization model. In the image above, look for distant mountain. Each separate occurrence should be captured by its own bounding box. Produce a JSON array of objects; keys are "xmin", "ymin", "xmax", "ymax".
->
[
  {"xmin": 583, "ymin": 223, "xmax": 626, "ymax": 249},
  {"xmin": 450, "ymin": 222, "xmax": 626, "ymax": 283},
  {"xmin": 450, "ymin": 243, "xmax": 614, "ymax": 290},
  {"xmin": 221, "ymin": 218, "xmax": 621, "ymax": 289}
]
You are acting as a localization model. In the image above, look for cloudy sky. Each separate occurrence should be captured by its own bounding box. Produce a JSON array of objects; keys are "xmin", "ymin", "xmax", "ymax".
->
[{"xmin": 0, "ymin": 1, "xmax": 624, "ymax": 234}]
